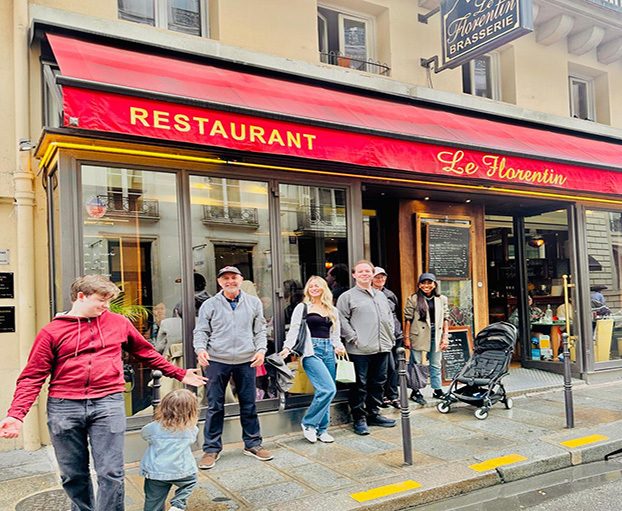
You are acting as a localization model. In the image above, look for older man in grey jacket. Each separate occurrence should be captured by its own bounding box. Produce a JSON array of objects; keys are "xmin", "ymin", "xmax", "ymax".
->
[
  {"xmin": 194, "ymin": 266, "xmax": 273, "ymax": 470},
  {"xmin": 337, "ymin": 260, "xmax": 396, "ymax": 435}
]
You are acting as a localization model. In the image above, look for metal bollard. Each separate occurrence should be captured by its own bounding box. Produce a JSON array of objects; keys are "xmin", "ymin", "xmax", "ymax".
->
[
  {"xmin": 561, "ymin": 333, "xmax": 574, "ymax": 428},
  {"xmin": 151, "ymin": 370, "xmax": 163, "ymax": 415},
  {"xmin": 396, "ymin": 347, "xmax": 413, "ymax": 466}
]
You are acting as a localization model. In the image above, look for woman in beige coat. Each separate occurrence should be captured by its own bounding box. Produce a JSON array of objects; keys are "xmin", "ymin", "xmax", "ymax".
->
[{"xmin": 403, "ymin": 273, "xmax": 449, "ymax": 405}]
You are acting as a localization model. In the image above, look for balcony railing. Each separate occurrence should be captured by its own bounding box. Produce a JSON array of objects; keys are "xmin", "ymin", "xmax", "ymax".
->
[
  {"xmin": 297, "ymin": 206, "xmax": 347, "ymax": 235},
  {"xmin": 202, "ymin": 205, "xmax": 259, "ymax": 228},
  {"xmin": 319, "ymin": 51, "xmax": 391, "ymax": 76},
  {"xmin": 95, "ymin": 193, "xmax": 159, "ymax": 220}
]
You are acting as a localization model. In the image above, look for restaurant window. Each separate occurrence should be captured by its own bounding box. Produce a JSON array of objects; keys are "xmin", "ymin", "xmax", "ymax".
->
[
  {"xmin": 317, "ymin": 5, "xmax": 389, "ymax": 75},
  {"xmin": 118, "ymin": 0, "xmax": 208, "ymax": 37},
  {"xmin": 585, "ymin": 209, "xmax": 622, "ymax": 364},
  {"xmin": 569, "ymin": 76, "xmax": 595, "ymax": 121},
  {"xmin": 462, "ymin": 53, "xmax": 501, "ymax": 100},
  {"xmin": 80, "ymin": 165, "xmax": 182, "ymax": 416}
]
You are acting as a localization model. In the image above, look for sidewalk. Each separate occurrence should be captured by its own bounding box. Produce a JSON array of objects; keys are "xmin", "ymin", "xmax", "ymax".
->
[{"xmin": 4, "ymin": 379, "xmax": 622, "ymax": 511}]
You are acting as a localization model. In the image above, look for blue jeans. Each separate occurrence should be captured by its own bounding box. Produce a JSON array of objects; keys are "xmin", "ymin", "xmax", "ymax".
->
[
  {"xmin": 412, "ymin": 326, "xmax": 442, "ymax": 390},
  {"xmin": 46, "ymin": 393, "xmax": 126, "ymax": 511},
  {"xmin": 202, "ymin": 360, "xmax": 262, "ymax": 452},
  {"xmin": 143, "ymin": 474, "xmax": 197, "ymax": 511},
  {"xmin": 301, "ymin": 338, "xmax": 337, "ymax": 434}
]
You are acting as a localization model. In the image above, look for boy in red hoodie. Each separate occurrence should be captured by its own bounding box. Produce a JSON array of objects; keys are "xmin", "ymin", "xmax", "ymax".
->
[{"xmin": 0, "ymin": 275, "xmax": 206, "ymax": 511}]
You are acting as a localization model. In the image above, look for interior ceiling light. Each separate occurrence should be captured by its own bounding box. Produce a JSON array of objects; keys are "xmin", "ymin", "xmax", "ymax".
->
[{"xmin": 528, "ymin": 235, "xmax": 545, "ymax": 248}]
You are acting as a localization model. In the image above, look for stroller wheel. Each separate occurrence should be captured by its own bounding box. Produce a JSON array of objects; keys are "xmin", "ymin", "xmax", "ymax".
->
[
  {"xmin": 504, "ymin": 397, "xmax": 513, "ymax": 410},
  {"xmin": 437, "ymin": 401, "xmax": 451, "ymax": 414},
  {"xmin": 474, "ymin": 408, "xmax": 489, "ymax": 420}
]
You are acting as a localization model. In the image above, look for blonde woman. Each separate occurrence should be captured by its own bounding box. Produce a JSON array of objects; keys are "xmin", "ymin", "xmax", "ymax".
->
[{"xmin": 280, "ymin": 276, "xmax": 346, "ymax": 443}]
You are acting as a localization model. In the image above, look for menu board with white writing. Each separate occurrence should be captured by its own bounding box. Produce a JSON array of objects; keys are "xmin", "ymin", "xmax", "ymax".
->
[
  {"xmin": 426, "ymin": 223, "xmax": 470, "ymax": 279},
  {"xmin": 442, "ymin": 327, "xmax": 473, "ymax": 384}
]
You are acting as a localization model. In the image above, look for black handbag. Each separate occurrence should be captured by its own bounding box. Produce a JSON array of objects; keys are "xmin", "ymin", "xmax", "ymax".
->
[{"xmin": 290, "ymin": 303, "xmax": 308, "ymax": 357}]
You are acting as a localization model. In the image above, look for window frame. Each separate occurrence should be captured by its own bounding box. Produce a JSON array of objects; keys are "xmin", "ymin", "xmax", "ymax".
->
[
  {"xmin": 462, "ymin": 52, "xmax": 501, "ymax": 101},
  {"xmin": 318, "ymin": 3, "xmax": 377, "ymax": 61},
  {"xmin": 569, "ymin": 75, "xmax": 595, "ymax": 122},
  {"xmin": 119, "ymin": 0, "xmax": 209, "ymax": 37}
]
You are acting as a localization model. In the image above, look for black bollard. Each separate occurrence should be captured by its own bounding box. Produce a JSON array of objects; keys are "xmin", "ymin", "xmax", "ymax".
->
[
  {"xmin": 561, "ymin": 333, "xmax": 574, "ymax": 428},
  {"xmin": 151, "ymin": 370, "xmax": 163, "ymax": 415},
  {"xmin": 396, "ymin": 347, "xmax": 413, "ymax": 466}
]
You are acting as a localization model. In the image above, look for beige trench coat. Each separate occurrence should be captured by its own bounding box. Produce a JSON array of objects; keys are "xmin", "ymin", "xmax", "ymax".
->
[{"xmin": 403, "ymin": 294, "xmax": 449, "ymax": 352}]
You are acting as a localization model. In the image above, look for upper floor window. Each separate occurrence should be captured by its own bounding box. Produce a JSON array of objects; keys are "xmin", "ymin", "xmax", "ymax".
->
[
  {"xmin": 569, "ymin": 76, "xmax": 595, "ymax": 121},
  {"xmin": 317, "ymin": 5, "xmax": 389, "ymax": 76},
  {"xmin": 118, "ymin": 0, "xmax": 208, "ymax": 37},
  {"xmin": 462, "ymin": 53, "xmax": 501, "ymax": 100}
]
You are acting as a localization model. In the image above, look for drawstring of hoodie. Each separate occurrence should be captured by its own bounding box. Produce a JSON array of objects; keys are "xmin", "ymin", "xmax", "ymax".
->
[
  {"xmin": 74, "ymin": 318, "xmax": 82, "ymax": 358},
  {"xmin": 96, "ymin": 316, "xmax": 106, "ymax": 347}
]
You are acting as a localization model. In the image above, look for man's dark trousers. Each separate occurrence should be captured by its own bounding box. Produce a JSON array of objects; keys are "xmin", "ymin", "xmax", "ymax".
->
[
  {"xmin": 348, "ymin": 352, "xmax": 390, "ymax": 420},
  {"xmin": 202, "ymin": 360, "xmax": 262, "ymax": 453}
]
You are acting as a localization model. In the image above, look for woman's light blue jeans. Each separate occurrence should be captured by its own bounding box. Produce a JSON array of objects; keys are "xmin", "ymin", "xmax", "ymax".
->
[
  {"xmin": 301, "ymin": 338, "xmax": 337, "ymax": 434},
  {"xmin": 411, "ymin": 325, "xmax": 442, "ymax": 390}
]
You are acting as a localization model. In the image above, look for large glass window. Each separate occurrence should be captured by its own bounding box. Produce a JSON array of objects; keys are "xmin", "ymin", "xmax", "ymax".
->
[
  {"xmin": 81, "ymin": 165, "xmax": 182, "ymax": 416},
  {"xmin": 585, "ymin": 209, "xmax": 622, "ymax": 363},
  {"xmin": 189, "ymin": 175, "xmax": 275, "ymax": 401}
]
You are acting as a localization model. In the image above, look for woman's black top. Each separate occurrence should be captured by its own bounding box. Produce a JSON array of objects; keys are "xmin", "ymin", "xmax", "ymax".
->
[
  {"xmin": 306, "ymin": 313, "xmax": 332, "ymax": 338},
  {"xmin": 425, "ymin": 296, "xmax": 435, "ymax": 326}
]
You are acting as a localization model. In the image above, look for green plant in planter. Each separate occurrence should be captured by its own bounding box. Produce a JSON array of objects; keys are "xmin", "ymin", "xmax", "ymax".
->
[{"xmin": 109, "ymin": 294, "xmax": 150, "ymax": 323}]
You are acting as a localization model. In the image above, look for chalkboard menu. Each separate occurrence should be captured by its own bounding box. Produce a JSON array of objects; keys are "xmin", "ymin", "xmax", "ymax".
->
[
  {"xmin": 427, "ymin": 224, "xmax": 470, "ymax": 279},
  {"xmin": 442, "ymin": 327, "xmax": 473, "ymax": 384}
]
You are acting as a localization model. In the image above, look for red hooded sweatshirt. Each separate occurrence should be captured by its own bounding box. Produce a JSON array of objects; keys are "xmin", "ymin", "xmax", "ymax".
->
[{"xmin": 8, "ymin": 310, "xmax": 186, "ymax": 421}]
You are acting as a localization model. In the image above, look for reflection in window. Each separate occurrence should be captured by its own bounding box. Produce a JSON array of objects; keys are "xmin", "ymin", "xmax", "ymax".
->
[
  {"xmin": 586, "ymin": 209, "xmax": 622, "ymax": 363},
  {"xmin": 190, "ymin": 175, "xmax": 275, "ymax": 401},
  {"xmin": 569, "ymin": 76, "xmax": 594, "ymax": 121},
  {"xmin": 81, "ymin": 165, "xmax": 183, "ymax": 416}
]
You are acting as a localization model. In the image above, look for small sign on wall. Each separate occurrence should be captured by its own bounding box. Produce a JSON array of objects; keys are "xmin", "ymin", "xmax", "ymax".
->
[
  {"xmin": 0, "ymin": 306, "xmax": 15, "ymax": 333},
  {"xmin": 0, "ymin": 249, "xmax": 9, "ymax": 265},
  {"xmin": 0, "ymin": 273, "xmax": 14, "ymax": 299}
]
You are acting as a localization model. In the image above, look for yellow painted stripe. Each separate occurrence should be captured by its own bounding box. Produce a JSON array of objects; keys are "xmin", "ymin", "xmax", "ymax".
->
[
  {"xmin": 350, "ymin": 480, "xmax": 421, "ymax": 502},
  {"xmin": 469, "ymin": 454, "xmax": 528, "ymax": 472},
  {"xmin": 560, "ymin": 434, "xmax": 609, "ymax": 448}
]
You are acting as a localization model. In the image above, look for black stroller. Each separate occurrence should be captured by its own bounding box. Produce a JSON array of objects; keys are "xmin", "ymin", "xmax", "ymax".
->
[{"xmin": 436, "ymin": 322, "xmax": 518, "ymax": 420}]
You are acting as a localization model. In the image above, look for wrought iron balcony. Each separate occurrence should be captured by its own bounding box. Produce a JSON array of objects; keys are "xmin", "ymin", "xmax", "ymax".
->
[
  {"xmin": 202, "ymin": 205, "xmax": 259, "ymax": 228},
  {"xmin": 319, "ymin": 51, "xmax": 390, "ymax": 76},
  {"xmin": 95, "ymin": 193, "xmax": 159, "ymax": 220},
  {"xmin": 296, "ymin": 206, "xmax": 347, "ymax": 236}
]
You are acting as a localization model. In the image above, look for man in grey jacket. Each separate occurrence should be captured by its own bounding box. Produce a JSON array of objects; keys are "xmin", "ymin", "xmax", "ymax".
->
[
  {"xmin": 337, "ymin": 260, "xmax": 397, "ymax": 435},
  {"xmin": 194, "ymin": 266, "xmax": 273, "ymax": 469}
]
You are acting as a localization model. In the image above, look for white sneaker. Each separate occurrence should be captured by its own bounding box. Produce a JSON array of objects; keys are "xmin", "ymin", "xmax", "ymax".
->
[
  {"xmin": 169, "ymin": 507, "xmax": 184, "ymax": 511},
  {"xmin": 318, "ymin": 432, "xmax": 334, "ymax": 443},
  {"xmin": 302, "ymin": 424, "xmax": 317, "ymax": 443}
]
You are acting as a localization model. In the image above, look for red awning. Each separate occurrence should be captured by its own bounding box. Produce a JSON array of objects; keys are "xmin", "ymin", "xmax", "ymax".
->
[{"xmin": 47, "ymin": 33, "xmax": 621, "ymax": 171}]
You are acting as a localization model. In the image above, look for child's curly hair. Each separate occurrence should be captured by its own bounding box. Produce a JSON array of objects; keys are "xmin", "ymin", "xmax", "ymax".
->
[{"xmin": 154, "ymin": 389, "xmax": 198, "ymax": 431}]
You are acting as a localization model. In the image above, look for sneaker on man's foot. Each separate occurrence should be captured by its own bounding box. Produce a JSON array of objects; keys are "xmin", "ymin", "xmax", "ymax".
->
[
  {"xmin": 302, "ymin": 424, "xmax": 317, "ymax": 443},
  {"xmin": 379, "ymin": 398, "xmax": 391, "ymax": 408},
  {"xmin": 244, "ymin": 445, "xmax": 274, "ymax": 461},
  {"xmin": 318, "ymin": 431, "xmax": 335, "ymax": 443},
  {"xmin": 432, "ymin": 389, "xmax": 446, "ymax": 400},
  {"xmin": 198, "ymin": 451, "xmax": 221, "ymax": 469},
  {"xmin": 390, "ymin": 399, "xmax": 401, "ymax": 409},
  {"xmin": 169, "ymin": 507, "xmax": 184, "ymax": 511},
  {"xmin": 368, "ymin": 414, "xmax": 397, "ymax": 427},
  {"xmin": 410, "ymin": 390, "xmax": 427, "ymax": 406},
  {"xmin": 353, "ymin": 419, "xmax": 370, "ymax": 436}
]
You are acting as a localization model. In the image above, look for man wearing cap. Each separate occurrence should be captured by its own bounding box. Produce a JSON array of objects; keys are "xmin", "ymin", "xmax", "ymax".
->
[
  {"xmin": 372, "ymin": 267, "xmax": 403, "ymax": 409},
  {"xmin": 337, "ymin": 260, "xmax": 397, "ymax": 435},
  {"xmin": 194, "ymin": 266, "xmax": 273, "ymax": 469}
]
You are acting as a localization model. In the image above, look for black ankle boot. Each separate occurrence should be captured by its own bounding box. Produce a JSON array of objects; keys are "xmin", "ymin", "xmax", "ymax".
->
[
  {"xmin": 410, "ymin": 390, "xmax": 427, "ymax": 405},
  {"xmin": 432, "ymin": 389, "xmax": 446, "ymax": 399}
]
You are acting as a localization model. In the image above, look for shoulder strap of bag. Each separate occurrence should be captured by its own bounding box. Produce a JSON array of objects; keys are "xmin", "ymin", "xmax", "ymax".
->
[{"xmin": 302, "ymin": 302, "xmax": 308, "ymax": 320}]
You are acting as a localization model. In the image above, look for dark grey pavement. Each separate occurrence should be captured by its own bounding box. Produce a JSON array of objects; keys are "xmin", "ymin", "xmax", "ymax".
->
[{"xmin": 3, "ymin": 373, "xmax": 622, "ymax": 511}]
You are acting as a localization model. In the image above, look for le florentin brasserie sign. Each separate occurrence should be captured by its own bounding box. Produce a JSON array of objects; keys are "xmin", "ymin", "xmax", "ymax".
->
[{"xmin": 441, "ymin": 0, "xmax": 533, "ymax": 69}]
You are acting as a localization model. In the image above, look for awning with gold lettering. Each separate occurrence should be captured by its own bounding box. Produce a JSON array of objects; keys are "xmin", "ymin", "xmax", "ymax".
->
[{"xmin": 46, "ymin": 33, "xmax": 622, "ymax": 196}]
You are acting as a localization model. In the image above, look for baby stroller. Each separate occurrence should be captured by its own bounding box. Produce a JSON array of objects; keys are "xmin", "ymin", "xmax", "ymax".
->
[{"xmin": 436, "ymin": 322, "xmax": 517, "ymax": 420}]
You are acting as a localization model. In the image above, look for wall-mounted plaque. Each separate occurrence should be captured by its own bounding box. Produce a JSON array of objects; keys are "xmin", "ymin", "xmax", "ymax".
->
[
  {"xmin": 0, "ymin": 273, "xmax": 14, "ymax": 298},
  {"xmin": 0, "ymin": 306, "xmax": 15, "ymax": 333}
]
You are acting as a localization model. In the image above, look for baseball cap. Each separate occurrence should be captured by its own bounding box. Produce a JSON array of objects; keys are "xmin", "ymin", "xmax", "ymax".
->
[
  {"xmin": 373, "ymin": 267, "xmax": 387, "ymax": 277},
  {"xmin": 418, "ymin": 272, "xmax": 437, "ymax": 283},
  {"xmin": 217, "ymin": 266, "xmax": 242, "ymax": 277}
]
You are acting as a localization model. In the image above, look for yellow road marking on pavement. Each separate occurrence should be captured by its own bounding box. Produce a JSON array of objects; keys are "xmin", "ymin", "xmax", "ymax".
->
[
  {"xmin": 560, "ymin": 434, "xmax": 609, "ymax": 448},
  {"xmin": 350, "ymin": 480, "xmax": 421, "ymax": 502},
  {"xmin": 469, "ymin": 454, "xmax": 528, "ymax": 472}
]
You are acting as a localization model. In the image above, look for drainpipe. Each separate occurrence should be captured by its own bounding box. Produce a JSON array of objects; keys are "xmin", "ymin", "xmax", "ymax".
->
[{"xmin": 13, "ymin": 0, "xmax": 40, "ymax": 450}]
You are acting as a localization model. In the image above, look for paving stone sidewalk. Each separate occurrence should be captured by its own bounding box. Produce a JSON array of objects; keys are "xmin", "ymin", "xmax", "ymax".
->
[{"xmin": 4, "ymin": 381, "xmax": 622, "ymax": 511}]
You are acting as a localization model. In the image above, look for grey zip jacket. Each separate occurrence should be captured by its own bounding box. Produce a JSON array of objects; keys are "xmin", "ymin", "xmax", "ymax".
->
[
  {"xmin": 337, "ymin": 286, "xmax": 395, "ymax": 355},
  {"xmin": 193, "ymin": 290, "xmax": 267, "ymax": 364}
]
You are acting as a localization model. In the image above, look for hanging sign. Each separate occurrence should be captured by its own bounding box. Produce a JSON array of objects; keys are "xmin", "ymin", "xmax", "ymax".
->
[{"xmin": 440, "ymin": 0, "xmax": 533, "ymax": 69}]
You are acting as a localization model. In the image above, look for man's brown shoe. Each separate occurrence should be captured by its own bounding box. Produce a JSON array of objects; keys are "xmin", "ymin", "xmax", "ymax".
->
[
  {"xmin": 243, "ymin": 445, "xmax": 273, "ymax": 461},
  {"xmin": 198, "ymin": 451, "xmax": 220, "ymax": 469}
]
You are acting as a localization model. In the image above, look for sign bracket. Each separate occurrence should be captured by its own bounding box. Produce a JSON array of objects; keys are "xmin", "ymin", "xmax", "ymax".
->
[
  {"xmin": 420, "ymin": 55, "xmax": 450, "ymax": 74},
  {"xmin": 417, "ymin": 6, "xmax": 440, "ymax": 24}
]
